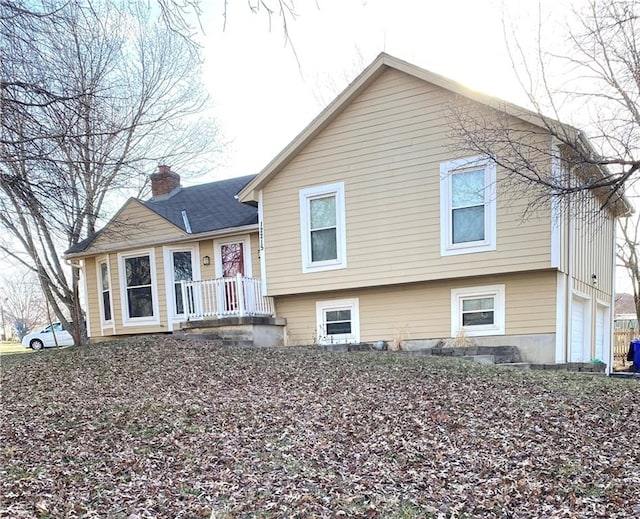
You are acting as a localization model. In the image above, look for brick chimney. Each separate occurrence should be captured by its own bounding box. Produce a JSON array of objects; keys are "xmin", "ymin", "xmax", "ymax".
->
[{"xmin": 150, "ymin": 165, "xmax": 181, "ymax": 198}]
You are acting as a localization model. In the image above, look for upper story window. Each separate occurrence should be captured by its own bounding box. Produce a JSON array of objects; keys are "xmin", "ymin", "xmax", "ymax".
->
[
  {"xmin": 440, "ymin": 156, "xmax": 497, "ymax": 256},
  {"xmin": 299, "ymin": 182, "xmax": 347, "ymax": 273}
]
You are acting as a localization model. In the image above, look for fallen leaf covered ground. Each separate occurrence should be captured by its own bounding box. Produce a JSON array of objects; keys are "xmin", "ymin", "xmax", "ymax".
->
[{"xmin": 1, "ymin": 337, "xmax": 640, "ymax": 518}]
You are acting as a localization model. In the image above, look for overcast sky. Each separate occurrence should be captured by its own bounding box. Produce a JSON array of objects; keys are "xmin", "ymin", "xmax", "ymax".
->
[{"xmin": 196, "ymin": 0, "xmax": 575, "ymax": 180}]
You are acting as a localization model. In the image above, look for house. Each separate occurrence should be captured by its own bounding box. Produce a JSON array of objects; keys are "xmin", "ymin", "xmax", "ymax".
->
[
  {"xmin": 65, "ymin": 170, "xmax": 276, "ymax": 341},
  {"xmin": 65, "ymin": 53, "xmax": 632, "ymax": 368}
]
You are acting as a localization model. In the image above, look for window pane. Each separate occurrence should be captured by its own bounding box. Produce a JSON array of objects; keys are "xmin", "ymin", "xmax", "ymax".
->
[
  {"xmin": 452, "ymin": 169, "xmax": 484, "ymax": 207},
  {"xmin": 100, "ymin": 263, "xmax": 109, "ymax": 291},
  {"xmin": 173, "ymin": 251, "xmax": 192, "ymax": 282},
  {"xmin": 125, "ymin": 256, "xmax": 151, "ymax": 286},
  {"xmin": 327, "ymin": 321, "xmax": 352, "ymax": 335},
  {"xmin": 174, "ymin": 283, "xmax": 184, "ymax": 314},
  {"xmin": 326, "ymin": 310, "xmax": 351, "ymax": 321},
  {"xmin": 222, "ymin": 243, "xmax": 244, "ymax": 277},
  {"xmin": 452, "ymin": 206, "xmax": 485, "ymax": 243},
  {"xmin": 102, "ymin": 291, "xmax": 112, "ymax": 321},
  {"xmin": 462, "ymin": 297, "xmax": 494, "ymax": 312},
  {"xmin": 463, "ymin": 311, "xmax": 494, "ymax": 327},
  {"xmin": 311, "ymin": 228, "xmax": 337, "ymax": 261},
  {"xmin": 128, "ymin": 287, "xmax": 153, "ymax": 317},
  {"xmin": 310, "ymin": 196, "xmax": 336, "ymax": 229}
]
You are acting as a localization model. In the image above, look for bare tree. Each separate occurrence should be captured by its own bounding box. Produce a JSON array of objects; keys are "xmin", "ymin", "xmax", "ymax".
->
[
  {"xmin": 0, "ymin": 0, "xmax": 218, "ymax": 345},
  {"xmin": 1, "ymin": 271, "xmax": 47, "ymax": 340},
  {"xmin": 618, "ymin": 210, "xmax": 640, "ymax": 323},
  {"xmin": 156, "ymin": 0, "xmax": 298, "ymax": 46},
  {"xmin": 450, "ymin": 0, "xmax": 640, "ymax": 326},
  {"xmin": 451, "ymin": 0, "xmax": 640, "ymax": 208}
]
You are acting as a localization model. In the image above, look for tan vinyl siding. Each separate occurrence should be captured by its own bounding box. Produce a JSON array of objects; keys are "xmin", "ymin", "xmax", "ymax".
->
[
  {"xmin": 571, "ymin": 192, "xmax": 615, "ymax": 298},
  {"xmin": 262, "ymin": 68, "xmax": 553, "ymax": 296},
  {"xmin": 277, "ymin": 271, "xmax": 557, "ymax": 345},
  {"xmin": 86, "ymin": 200, "xmax": 185, "ymax": 254},
  {"xmin": 84, "ymin": 259, "xmax": 100, "ymax": 338},
  {"xmin": 250, "ymin": 232, "xmax": 261, "ymax": 278},
  {"xmin": 199, "ymin": 239, "xmax": 216, "ymax": 280},
  {"xmin": 83, "ymin": 233, "xmax": 262, "ymax": 339}
]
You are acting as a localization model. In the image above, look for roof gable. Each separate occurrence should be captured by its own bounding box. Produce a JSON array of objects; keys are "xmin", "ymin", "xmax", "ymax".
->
[
  {"xmin": 65, "ymin": 174, "xmax": 258, "ymax": 257},
  {"xmin": 237, "ymin": 52, "xmax": 565, "ymax": 203},
  {"xmin": 65, "ymin": 198, "xmax": 184, "ymax": 256}
]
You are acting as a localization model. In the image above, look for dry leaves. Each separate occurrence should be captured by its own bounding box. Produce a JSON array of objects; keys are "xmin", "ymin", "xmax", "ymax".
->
[{"xmin": 1, "ymin": 338, "xmax": 640, "ymax": 518}]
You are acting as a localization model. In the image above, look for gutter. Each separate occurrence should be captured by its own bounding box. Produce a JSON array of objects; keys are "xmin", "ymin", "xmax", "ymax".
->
[{"xmin": 64, "ymin": 223, "xmax": 259, "ymax": 260}]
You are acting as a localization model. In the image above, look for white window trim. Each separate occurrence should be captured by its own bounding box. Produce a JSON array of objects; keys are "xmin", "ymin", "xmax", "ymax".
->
[
  {"xmin": 595, "ymin": 299, "xmax": 610, "ymax": 363},
  {"xmin": 316, "ymin": 298, "xmax": 360, "ymax": 345},
  {"xmin": 118, "ymin": 248, "xmax": 160, "ymax": 327},
  {"xmin": 299, "ymin": 182, "xmax": 347, "ymax": 273},
  {"xmin": 440, "ymin": 155, "xmax": 497, "ymax": 256},
  {"xmin": 213, "ymin": 235, "xmax": 252, "ymax": 278},
  {"xmin": 258, "ymin": 190, "xmax": 267, "ymax": 295},
  {"xmin": 96, "ymin": 256, "xmax": 114, "ymax": 332},
  {"xmin": 451, "ymin": 284, "xmax": 505, "ymax": 337},
  {"xmin": 163, "ymin": 244, "xmax": 201, "ymax": 326}
]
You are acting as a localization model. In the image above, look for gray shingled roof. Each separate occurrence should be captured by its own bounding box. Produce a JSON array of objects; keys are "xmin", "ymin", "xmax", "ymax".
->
[
  {"xmin": 65, "ymin": 174, "xmax": 257, "ymax": 255},
  {"xmin": 143, "ymin": 174, "xmax": 258, "ymax": 234}
]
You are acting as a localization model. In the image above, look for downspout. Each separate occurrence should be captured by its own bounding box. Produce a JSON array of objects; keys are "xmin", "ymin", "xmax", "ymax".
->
[
  {"xmin": 608, "ymin": 216, "xmax": 617, "ymax": 375},
  {"xmin": 566, "ymin": 193, "xmax": 574, "ymax": 363}
]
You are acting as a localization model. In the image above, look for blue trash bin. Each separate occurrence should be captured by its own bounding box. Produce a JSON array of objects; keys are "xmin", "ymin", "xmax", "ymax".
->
[{"xmin": 633, "ymin": 338, "xmax": 640, "ymax": 372}]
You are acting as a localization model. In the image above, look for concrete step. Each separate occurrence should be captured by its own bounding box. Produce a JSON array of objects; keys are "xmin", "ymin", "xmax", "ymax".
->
[
  {"xmin": 220, "ymin": 339, "xmax": 255, "ymax": 348},
  {"xmin": 175, "ymin": 333, "xmax": 222, "ymax": 343}
]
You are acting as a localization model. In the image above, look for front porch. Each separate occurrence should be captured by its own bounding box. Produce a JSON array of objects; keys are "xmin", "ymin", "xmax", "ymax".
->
[
  {"xmin": 177, "ymin": 276, "xmax": 284, "ymax": 347},
  {"xmin": 180, "ymin": 275, "xmax": 275, "ymax": 320}
]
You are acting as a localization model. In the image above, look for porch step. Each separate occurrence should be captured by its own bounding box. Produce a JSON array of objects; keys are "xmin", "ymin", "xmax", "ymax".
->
[
  {"xmin": 174, "ymin": 315, "xmax": 286, "ymax": 348},
  {"xmin": 220, "ymin": 339, "xmax": 256, "ymax": 348},
  {"xmin": 175, "ymin": 333, "xmax": 224, "ymax": 344}
]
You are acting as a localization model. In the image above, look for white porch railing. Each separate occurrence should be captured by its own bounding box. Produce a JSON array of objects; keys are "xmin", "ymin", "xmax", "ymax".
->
[{"xmin": 180, "ymin": 275, "xmax": 275, "ymax": 320}]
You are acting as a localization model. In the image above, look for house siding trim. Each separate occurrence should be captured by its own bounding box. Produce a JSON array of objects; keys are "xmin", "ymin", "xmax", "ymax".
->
[
  {"xmin": 96, "ymin": 255, "xmax": 115, "ymax": 335},
  {"xmin": 258, "ymin": 190, "xmax": 268, "ymax": 294},
  {"xmin": 554, "ymin": 272, "xmax": 567, "ymax": 363}
]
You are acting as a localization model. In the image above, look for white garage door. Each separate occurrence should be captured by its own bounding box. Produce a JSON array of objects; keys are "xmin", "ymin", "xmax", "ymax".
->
[{"xmin": 570, "ymin": 297, "xmax": 588, "ymax": 362}]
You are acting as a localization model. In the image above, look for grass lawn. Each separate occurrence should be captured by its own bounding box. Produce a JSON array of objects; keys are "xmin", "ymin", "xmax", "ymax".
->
[
  {"xmin": 0, "ymin": 341, "xmax": 31, "ymax": 356},
  {"xmin": 1, "ymin": 337, "xmax": 640, "ymax": 518}
]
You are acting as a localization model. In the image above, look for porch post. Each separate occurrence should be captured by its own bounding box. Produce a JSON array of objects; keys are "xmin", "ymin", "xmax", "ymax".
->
[
  {"xmin": 237, "ymin": 273, "xmax": 246, "ymax": 317},
  {"xmin": 180, "ymin": 280, "xmax": 190, "ymax": 320}
]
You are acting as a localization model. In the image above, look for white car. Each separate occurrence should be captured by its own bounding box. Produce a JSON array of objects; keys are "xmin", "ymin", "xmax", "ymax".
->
[{"xmin": 22, "ymin": 323, "xmax": 74, "ymax": 350}]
